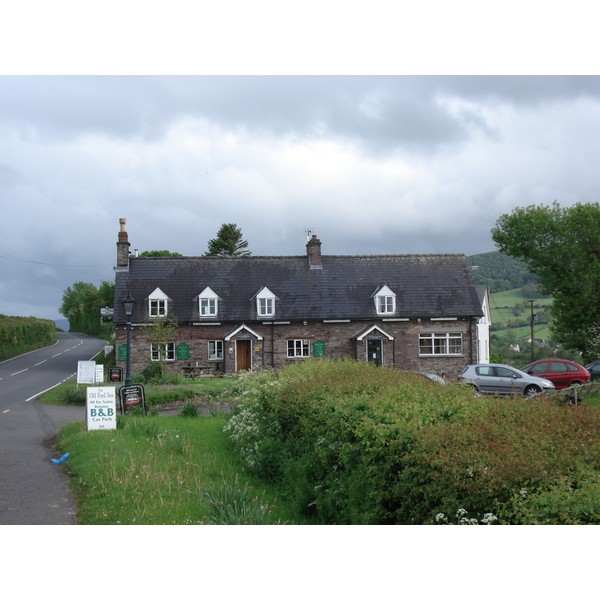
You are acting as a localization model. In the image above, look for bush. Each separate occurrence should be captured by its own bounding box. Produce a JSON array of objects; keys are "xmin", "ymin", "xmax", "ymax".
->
[
  {"xmin": 223, "ymin": 358, "xmax": 600, "ymax": 524},
  {"xmin": 145, "ymin": 387, "xmax": 196, "ymax": 407},
  {"xmin": 0, "ymin": 315, "xmax": 56, "ymax": 361},
  {"xmin": 180, "ymin": 402, "xmax": 198, "ymax": 417},
  {"xmin": 137, "ymin": 363, "xmax": 187, "ymax": 385},
  {"xmin": 59, "ymin": 385, "xmax": 88, "ymax": 405}
]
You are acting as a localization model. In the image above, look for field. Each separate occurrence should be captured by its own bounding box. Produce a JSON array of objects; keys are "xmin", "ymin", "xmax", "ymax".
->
[{"xmin": 489, "ymin": 288, "xmax": 552, "ymax": 340}]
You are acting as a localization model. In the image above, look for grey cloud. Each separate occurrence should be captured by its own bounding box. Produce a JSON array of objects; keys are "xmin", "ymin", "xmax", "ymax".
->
[{"xmin": 9, "ymin": 76, "xmax": 593, "ymax": 155}]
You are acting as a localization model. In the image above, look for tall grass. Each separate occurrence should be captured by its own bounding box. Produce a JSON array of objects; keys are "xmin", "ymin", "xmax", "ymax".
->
[{"xmin": 56, "ymin": 413, "xmax": 295, "ymax": 524}]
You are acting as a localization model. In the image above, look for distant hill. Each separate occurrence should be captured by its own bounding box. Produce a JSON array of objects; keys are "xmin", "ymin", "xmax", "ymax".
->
[{"xmin": 466, "ymin": 251, "xmax": 538, "ymax": 294}]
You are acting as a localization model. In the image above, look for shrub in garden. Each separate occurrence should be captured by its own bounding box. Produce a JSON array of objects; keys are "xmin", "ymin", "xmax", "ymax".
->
[
  {"xmin": 145, "ymin": 387, "xmax": 196, "ymax": 407},
  {"xmin": 224, "ymin": 358, "xmax": 600, "ymax": 524}
]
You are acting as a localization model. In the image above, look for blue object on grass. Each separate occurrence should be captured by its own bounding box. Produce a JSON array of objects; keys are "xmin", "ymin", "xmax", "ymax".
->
[{"xmin": 51, "ymin": 453, "xmax": 70, "ymax": 464}]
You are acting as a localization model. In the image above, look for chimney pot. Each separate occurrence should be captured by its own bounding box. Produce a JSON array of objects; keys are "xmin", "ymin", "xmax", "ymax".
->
[{"xmin": 116, "ymin": 218, "xmax": 130, "ymax": 269}]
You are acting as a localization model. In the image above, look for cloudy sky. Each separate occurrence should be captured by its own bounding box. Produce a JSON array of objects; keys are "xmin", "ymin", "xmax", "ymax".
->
[{"xmin": 2, "ymin": 75, "xmax": 600, "ymax": 322}]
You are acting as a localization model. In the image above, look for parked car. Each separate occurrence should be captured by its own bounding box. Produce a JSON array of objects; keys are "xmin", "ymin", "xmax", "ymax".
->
[
  {"xmin": 585, "ymin": 359, "xmax": 600, "ymax": 381},
  {"xmin": 457, "ymin": 363, "xmax": 555, "ymax": 396},
  {"xmin": 418, "ymin": 371, "xmax": 446, "ymax": 385},
  {"xmin": 521, "ymin": 359, "xmax": 590, "ymax": 389}
]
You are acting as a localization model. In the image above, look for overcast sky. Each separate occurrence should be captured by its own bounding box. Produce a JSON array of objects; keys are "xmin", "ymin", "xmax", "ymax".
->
[{"xmin": 2, "ymin": 74, "xmax": 600, "ymax": 321}]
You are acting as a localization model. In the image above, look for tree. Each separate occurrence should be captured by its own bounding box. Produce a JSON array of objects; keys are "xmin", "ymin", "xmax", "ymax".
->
[
  {"xmin": 491, "ymin": 201, "xmax": 600, "ymax": 361},
  {"xmin": 60, "ymin": 281, "xmax": 115, "ymax": 335},
  {"xmin": 143, "ymin": 316, "xmax": 179, "ymax": 379},
  {"xmin": 205, "ymin": 223, "xmax": 251, "ymax": 257}
]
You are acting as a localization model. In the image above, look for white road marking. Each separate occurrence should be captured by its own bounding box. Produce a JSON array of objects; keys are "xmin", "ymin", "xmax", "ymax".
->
[
  {"xmin": 24, "ymin": 373, "xmax": 77, "ymax": 402},
  {"xmin": 35, "ymin": 360, "xmax": 48, "ymax": 366},
  {"xmin": 11, "ymin": 369, "xmax": 29, "ymax": 376},
  {"xmin": 2, "ymin": 410, "xmax": 10, "ymax": 414},
  {"xmin": 52, "ymin": 353, "xmax": 61, "ymax": 358}
]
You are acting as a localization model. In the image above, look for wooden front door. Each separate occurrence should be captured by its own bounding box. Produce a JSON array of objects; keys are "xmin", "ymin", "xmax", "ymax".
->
[{"xmin": 236, "ymin": 340, "xmax": 252, "ymax": 371}]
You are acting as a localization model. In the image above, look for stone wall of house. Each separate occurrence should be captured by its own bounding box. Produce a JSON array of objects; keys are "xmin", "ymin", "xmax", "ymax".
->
[{"xmin": 115, "ymin": 317, "xmax": 478, "ymax": 381}]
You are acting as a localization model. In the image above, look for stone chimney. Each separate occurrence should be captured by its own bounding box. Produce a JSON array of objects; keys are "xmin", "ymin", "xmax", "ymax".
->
[
  {"xmin": 306, "ymin": 234, "xmax": 322, "ymax": 269},
  {"xmin": 116, "ymin": 218, "xmax": 130, "ymax": 269}
]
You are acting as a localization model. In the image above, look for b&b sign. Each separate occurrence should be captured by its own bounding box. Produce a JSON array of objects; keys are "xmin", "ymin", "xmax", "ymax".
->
[{"xmin": 86, "ymin": 387, "xmax": 117, "ymax": 430}]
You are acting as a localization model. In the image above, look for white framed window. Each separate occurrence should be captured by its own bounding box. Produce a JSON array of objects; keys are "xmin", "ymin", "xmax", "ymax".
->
[
  {"xmin": 373, "ymin": 285, "xmax": 396, "ymax": 315},
  {"xmin": 208, "ymin": 340, "xmax": 224, "ymax": 360},
  {"xmin": 199, "ymin": 287, "xmax": 219, "ymax": 317},
  {"xmin": 259, "ymin": 297, "xmax": 274, "ymax": 316},
  {"xmin": 201, "ymin": 298, "xmax": 217, "ymax": 316},
  {"xmin": 151, "ymin": 342, "xmax": 175, "ymax": 361},
  {"xmin": 287, "ymin": 339, "xmax": 310, "ymax": 358},
  {"xmin": 378, "ymin": 296, "xmax": 395, "ymax": 314},
  {"xmin": 149, "ymin": 287, "xmax": 169, "ymax": 318},
  {"xmin": 419, "ymin": 332, "xmax": 463, "ymax": 356},
  {"xmin": 256, "ymin": 287, "xmax": 276, "ymax": 317}
]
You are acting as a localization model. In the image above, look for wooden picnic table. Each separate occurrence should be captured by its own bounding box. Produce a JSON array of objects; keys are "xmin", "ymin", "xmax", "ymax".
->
[{"xmin": 181, "ymin": 365, "xmax": 216, "ymax": 379}]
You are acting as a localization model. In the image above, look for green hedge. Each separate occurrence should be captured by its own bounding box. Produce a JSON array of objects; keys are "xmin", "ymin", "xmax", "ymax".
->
[
  {"xmin": 224, "ymin": 359, "xmax": 600, "ymax": 524},
  {"xmin": 0, "ymin": 315, "xmax": 56, "ymax": 361}
]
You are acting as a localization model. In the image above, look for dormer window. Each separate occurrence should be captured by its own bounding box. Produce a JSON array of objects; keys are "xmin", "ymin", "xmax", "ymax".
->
[
  {"xmin": 373, "ymin": 285, "xmax": 396, "ymax": 315},
  {"xmin": 256, "ymin": 287, "xmax": 276, "ymax": 317},
  {"xmin": 149, "ymin": 287, "xmax": 169, "ymax": 318},
  {"xmin": 199, "ymin": 287, "xmax": 219, "ymax": 317}
]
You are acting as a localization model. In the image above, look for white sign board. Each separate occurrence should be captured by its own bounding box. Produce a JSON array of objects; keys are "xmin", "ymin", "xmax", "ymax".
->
[
  {"xmin": 77, "ymin": 361, "xmax": 96, "ymax": 384},
  {"xmin": 95, "ymin": 365, "xmax": 104, "ymax": 383},
  {"xmin": 86, "ymin": 387, "xmax": 117, "ymax": 430}
]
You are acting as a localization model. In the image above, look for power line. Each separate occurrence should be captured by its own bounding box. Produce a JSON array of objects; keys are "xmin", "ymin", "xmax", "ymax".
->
[{"xmin": 0, "ymin": 252, "xmax": 111, "ymax": 269}]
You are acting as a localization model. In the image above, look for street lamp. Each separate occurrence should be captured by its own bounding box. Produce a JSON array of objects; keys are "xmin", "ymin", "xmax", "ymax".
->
[{"xmin": 121, "ymin": 292, "xmax": 136, "ymax": 386}]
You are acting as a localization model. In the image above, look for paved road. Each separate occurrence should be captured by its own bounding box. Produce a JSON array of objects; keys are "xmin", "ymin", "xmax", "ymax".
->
[{"xmin": 0, "ymin": 332, "xmax": 107, "ymax": 525}]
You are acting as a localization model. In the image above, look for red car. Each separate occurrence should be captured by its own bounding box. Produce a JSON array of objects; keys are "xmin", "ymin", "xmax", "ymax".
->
[{"xmin": 521, "ymin": 359, "xmax": 590, "ymax": 390}]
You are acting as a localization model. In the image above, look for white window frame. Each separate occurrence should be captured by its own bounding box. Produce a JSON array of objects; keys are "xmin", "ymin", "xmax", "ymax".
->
[
  {"xmin": 373, "ymin": 285, "xmax": 396, "ymax": 315},
  {"xmin": 208, "ymin": 340, "xmax": 224, "ymax": 361},
  {"xmin": 419, "ymin": 332, "xmax": 463, "ymax": 356},
  {"xmin": 199, "ymin": 287, "xmax": 219, "ymax": 317},
  {"xmin": 151, "ymin": 341, "xmax": 175, "ymax": 361},
  {"xmin": 287, "ymin": 339, "xmax": 310, "ymax": 358},
  {"xmin": 149, "ymin": 287, "xmax": 169, "ymax": 318},
  {"xmin": 256, "ymin": 287, "xmax": 276, "ymax": 317}
]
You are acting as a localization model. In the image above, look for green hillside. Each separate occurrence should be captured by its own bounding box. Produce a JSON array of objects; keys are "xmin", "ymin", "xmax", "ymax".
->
[{"xmin": 467, "ymin": 251, "xmax": 538, "ymax": 293}]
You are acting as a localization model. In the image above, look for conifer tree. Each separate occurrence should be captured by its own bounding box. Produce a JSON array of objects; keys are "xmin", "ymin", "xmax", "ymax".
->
[{"xmin": 205, "ymin": 223, "xmax": 251, "ymax": 257}]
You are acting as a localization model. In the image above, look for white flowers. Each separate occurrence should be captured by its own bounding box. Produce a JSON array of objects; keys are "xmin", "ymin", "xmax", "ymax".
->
[{"xmin": 434, "ymin": 508, "xmax": 499, "ymax": 525}]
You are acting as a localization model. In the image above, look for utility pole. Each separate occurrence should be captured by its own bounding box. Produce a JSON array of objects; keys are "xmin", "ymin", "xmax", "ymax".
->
[{"xmin": 528, "ymin": 299, "xmax": 535, "ymax": 363}]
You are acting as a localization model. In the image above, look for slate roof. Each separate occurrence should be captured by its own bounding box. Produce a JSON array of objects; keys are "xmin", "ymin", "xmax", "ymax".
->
[{"xmin": 113, "ymin": 254, "xmax": 483, "ymax": 324}]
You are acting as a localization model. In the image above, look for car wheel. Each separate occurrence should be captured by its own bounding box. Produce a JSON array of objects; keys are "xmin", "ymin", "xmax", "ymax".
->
[
  {"xmin": 524, "ymin": 385, "xmax": 541, "ymax": 396},
  {"xmin": 570, "ymin": 381, "xmax": 583, "ymax": 387}
]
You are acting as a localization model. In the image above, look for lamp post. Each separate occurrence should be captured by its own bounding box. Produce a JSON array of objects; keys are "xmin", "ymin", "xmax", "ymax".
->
[{"xmin": 121, "ymin": 292, "xmax": 136, "ymax": 386}]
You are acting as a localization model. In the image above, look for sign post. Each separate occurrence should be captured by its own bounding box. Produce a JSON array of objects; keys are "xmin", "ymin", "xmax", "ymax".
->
[
  {"xmin": 86, "ymin": 387, "xmax": 117, "ymax": 430},
  {"xmin": 119, "ymin": 384, "xmax": 146, "ymax": 415},
  {"xmin": 77, "ymin": 361, "xmax": 96, "ymax": 385}
]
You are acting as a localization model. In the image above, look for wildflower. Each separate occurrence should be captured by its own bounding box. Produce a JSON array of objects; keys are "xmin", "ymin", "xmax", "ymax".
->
[
  {"xmin": 435, "ymin": 513, "xmax": 446, "ymax": 523},
  {"xmin": 456, "ymin": 508, "xmax": 468, "ymax": 518},
  {"xmin": 481, "ymin": 513, "xmax": 498, "ymax": 525}
]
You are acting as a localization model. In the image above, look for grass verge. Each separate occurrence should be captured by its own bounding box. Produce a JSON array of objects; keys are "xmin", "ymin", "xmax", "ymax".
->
[{"xmin": 55, "ymin": 413, "xmax": 301, "ymax": 524}]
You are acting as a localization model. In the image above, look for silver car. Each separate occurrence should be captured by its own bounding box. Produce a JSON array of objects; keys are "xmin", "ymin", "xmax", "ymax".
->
[{"xmin": 458, "ymin": 363, "xmax": 555, "ymax": 396}]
